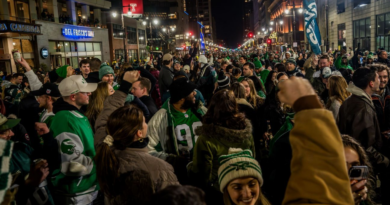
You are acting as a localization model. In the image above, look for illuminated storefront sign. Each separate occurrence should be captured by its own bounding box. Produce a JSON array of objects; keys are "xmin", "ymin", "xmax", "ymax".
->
[
  {"xmin": 62, "ymin": 28, "xmax": 94, "ymax": 38},
  {"xmin": 0, "ymin": 21, "xmax": 41, "ymax": 34}
]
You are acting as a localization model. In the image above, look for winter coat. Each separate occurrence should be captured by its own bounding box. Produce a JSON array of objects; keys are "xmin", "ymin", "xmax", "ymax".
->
[
  {"xmin": 85, "ymin": 71, "xmax": 100, "ymax": 83},
  {"xmin": 150, "ymin": 70, "xmax": 162, "ymax": 108},
  {"xmin": 283, "ymin": 96, "xmax": 354, "ymax": 204},
  {"xmin": 375, "ymin": 57, "xmax": 390, "ymax": 68},
  {"xmin": 372, "ymin": 86, "xmax": 390, "ymax": 133},
  {"xmin": 187, "ymin": 119, "xmax": 255, "ymax": 192},
  {"xmin": 286, "ymin": 67, "xmax": 304, "ymax": 78},
  {"xmin": 158, "ymin": 65, "xmax": 174, "ymax": 98},
  {"xmin": 326, "ymin": 97, "xmax": 342, "ymax": 120},
  {"xmin": 338, "ymin": 84, "xmax": 389, "ymax": 172},
  {"xmin": 109, "ymin": 144, "xmax": 179, "ymax": 204}
]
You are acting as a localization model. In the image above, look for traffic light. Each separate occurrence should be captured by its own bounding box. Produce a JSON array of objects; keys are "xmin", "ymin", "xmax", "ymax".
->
[
  {"xmin": 267, "ymin": 39, "xmax": 272, "ymax": 45},
  {"xmin": 248, "ymin": 32, "xmax": 253, "ymax": 38},
  {"xmin": 189, "ymin": 32, "xmax": 193, "ymax": 36},
  {"xmin": 238, "ymin": 44, "xmax": 241, "ymax": 47}
]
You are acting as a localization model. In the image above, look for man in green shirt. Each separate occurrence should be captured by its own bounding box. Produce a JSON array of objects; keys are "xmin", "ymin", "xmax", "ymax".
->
[{"xmin": 31, "ymin": 83, "xmax": 61, "ymax": 128}]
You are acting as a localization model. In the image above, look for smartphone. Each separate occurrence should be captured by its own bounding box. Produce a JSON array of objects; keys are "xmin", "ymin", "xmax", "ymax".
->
[{"xmin": 349, "ymin": 166, "xmax": 369, "ymax": 180}]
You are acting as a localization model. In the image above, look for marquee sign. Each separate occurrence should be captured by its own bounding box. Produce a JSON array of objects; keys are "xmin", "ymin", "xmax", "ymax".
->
[
  {"xmin": 0, "ymin": 21, "xmax": 41, "ymax": 34},
  {"xmin": 62, "ymin": 28, "xmax": 94, "ymax": 38}
]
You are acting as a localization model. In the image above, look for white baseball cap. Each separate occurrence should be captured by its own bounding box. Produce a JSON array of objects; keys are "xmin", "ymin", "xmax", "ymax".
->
[{"xmin": 58, "ymin": 75, "xmax": 97, "ymax": 96}]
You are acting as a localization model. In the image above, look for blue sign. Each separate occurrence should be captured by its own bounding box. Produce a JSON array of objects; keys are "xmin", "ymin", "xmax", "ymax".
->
[
  {"xmin": 304, "ymin": 0, "xmax": 322, "ymax": 55},
  {"xmin": 40, "ymin": 47, "xmax": 49, "ymax": 59},
  {"xmin": 62, "ymin": 28, "xmax": 94, "ymax": 38}
]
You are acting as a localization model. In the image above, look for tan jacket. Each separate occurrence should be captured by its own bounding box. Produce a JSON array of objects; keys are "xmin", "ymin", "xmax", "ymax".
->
[{"xmin": 283, "ymin": 96, "xmax": 354, "ymax": 205}]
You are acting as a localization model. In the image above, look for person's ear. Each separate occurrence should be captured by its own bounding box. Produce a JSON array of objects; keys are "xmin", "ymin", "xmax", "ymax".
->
[
  {"xmin": 369, "ymin": 81, "xmax": 375, "ymax": 88},
  {"xmin": 136, "ymin": 130, "xmax": 143, "ymax": 139}
]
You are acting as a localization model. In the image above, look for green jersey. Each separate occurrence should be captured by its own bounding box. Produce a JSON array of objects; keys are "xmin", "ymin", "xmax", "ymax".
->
[
  {"xmin": 170, "ymin": 105, "xmax": 202, "ymax": 155},
  {"xmin": 39, "ymin": 110, "xmax": 55, "ymax": 128}
]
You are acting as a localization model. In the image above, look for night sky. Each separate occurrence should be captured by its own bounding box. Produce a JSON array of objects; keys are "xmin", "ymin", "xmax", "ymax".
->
[{"xmin": 211, "ymin": 0, "xmax": 244, "ymax": 48}]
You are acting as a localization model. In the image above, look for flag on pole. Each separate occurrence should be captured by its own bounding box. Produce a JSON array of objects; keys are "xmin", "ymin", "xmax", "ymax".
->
[{"xmin": 304, "ymin": 0, "xmax": 322, "ymax": 55}]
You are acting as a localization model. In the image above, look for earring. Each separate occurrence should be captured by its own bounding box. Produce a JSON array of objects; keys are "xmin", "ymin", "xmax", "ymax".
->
[{"xmin": 139, "ymin": 138, "xmax": 144, "ymax": 143}]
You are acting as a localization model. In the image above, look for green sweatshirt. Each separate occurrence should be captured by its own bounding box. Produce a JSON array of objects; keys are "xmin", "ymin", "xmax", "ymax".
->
[{"xmin": 50, "ymin": 110, "xmax": 99, "ymax": 196}]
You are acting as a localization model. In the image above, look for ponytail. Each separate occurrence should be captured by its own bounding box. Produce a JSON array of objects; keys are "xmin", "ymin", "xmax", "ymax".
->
[{"xmin": 95, "ymin": 141, "xmax": 120, "ymax": 199}]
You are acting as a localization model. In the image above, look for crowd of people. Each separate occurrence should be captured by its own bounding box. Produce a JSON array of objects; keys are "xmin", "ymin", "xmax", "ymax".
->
[{"xmin": 0, "ymin": 41, "xmax": 390, "ymax": 205}]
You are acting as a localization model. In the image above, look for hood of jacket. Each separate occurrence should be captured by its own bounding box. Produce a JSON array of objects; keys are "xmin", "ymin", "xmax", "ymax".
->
[
  {"xmin": 237, "ymin": 98, "xmax": 254, "ymax": 109},
  {"xmin": 346, "ymin": 83, "xmax": 374, "ymax": 106},
  {"xmin": 195, "ymin": 119, "xmax": 253, "ymax": 148},
  {"xmin": 53, "ymin": 97, "xmax": 82, "ymax": 114}
]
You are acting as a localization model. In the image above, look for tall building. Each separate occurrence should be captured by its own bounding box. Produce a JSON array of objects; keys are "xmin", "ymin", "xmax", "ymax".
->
[
  {"xmin": 327, "ymin": 0, "xmax": 390, "ymax": 52},
  {"xmin": 186, "ymin": 0, "xmax": 215, "ymax": 43},
  {"xmin": 0, "ymin": 0, "xmax": 112, "ymax": 72},
  {"xmin": 143, "ymin": 0, "xmax": 189, "ymax": 53},
  {"xmin": 257, "ymin": 0, "xmax": 271, "ymax": 43},
  {"xmin": 243, "ymin": 0, "xmax": 254, "ymax": 35}
]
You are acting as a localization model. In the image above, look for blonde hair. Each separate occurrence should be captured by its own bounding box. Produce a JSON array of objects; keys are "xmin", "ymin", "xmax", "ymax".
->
[
  {"xmin": 327, "ymin": 76, "xmax": 350, "ymax": 107},
  {"xmin": 85, "ymin": 82, "xmax": 110, "ymax": 130},
  {"xmin": 242, "ymin": 78, "xmax": 264, "ymax": 108},
  {"xmin": 223, "ymin": 186, "xmax": 271, "ymax": 205}
]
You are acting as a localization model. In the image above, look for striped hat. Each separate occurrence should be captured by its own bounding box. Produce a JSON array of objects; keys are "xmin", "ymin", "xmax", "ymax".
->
[
  {"xmin": 218, "ymin": 148, "xmax": 263, "ymax": 193},
  {"xmin": 218, "ymin": 71, "xmax": 230, "ymax": 89}
]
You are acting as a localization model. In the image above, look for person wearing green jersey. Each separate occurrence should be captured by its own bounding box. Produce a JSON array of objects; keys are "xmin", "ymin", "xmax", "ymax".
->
[
  {"xmin": 31, "ymin": 83, "xmax": 61, "ymax": 128},
  {"xmin": 50, "ymin": 75, "xmax": 99, "ymax": 205},
  {"xmin": 147, "ymin": 77, "xmax": 207, "ymax": 184}
]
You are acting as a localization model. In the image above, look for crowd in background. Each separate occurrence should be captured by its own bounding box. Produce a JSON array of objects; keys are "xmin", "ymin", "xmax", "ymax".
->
[{"xmin": 0, "ymin": 41, "xmax": 389, "ymax": 205}]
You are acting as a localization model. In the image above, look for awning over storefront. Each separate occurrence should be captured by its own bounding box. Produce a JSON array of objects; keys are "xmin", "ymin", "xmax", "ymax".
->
[{"xmin": 0, "ymin": 20, "xmax": 42, "ymax": 37}]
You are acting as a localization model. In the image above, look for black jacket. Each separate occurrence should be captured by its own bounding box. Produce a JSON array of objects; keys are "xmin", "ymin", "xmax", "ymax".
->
[
  {"xmin": 139, "ymin": 95, "xmax": 158, "ymax": 121},
  {"xmin": 18, "ymin": 95, "xmax": 41, "ymax": 150},
  {"xmin": 85, "ymin": 71, "xmax": 100, "ymax": 83},
  {"xmin": 338, "ymin": 85, "xmax": 389, "ymax": 171},
  {"xmin": 375, "ymin": 57, "xmax": 390, "ymax": 68}
]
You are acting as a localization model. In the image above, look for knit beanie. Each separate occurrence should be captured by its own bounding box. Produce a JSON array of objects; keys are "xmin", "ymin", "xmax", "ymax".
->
[
  {"xmin": 217, "ymin": 71, "xmax": 230, "ymax": 89},
  {"xmin": 253, "ymin": 57, "xmax": 262, "ymax": 69},
  {"xmin": 99, "ymin": 63, "xmax": 115, "ymax": 80},
  {"xmin": 367, "ymin": 55, "xmax": 374, "ymax": 60},
  {"xmin": 286, "ymin": 57, "xmax": 296, "ymax": 66},
  {"xmin": 56, "ymin": 65, "xmax": 69, "ymax": 79},
  {"xmin": 218, "ymin": 148, "xmax": 263, "ymax": 193}
]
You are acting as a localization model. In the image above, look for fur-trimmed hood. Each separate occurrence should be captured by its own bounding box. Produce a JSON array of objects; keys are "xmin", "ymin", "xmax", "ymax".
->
[{"xmin": 195, "ymin": 119, "xmax": 253, "ymax": 148}]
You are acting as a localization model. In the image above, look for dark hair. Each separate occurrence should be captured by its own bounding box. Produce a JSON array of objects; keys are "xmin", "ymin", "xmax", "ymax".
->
[
  {"xmin": 248, "ymin": 75, "xmax": 266, "ymax": 95},
  {"xmin": 163, "ymin": 59, "xmax": 172, "ymax": 66},
  {"xmin": 226, "ymin": 65, "xmax": 234, "ymax": 72},
  {"xmin": 12, "ymin": 73, "xmax": 24, "ymax": 79},
  {"xmin": 265, "ymin": 71, "xmax": 277, "ymax": 93},
  {"xmin": 95, "ymin": 105, "xmax": 145, "ymax": 199},
  {"xmin": 79, "ymin": 59, "xmax": 90, "ymax": 68},
  {"xmin": 243, "ymin": 62, "xmax": 255, "ymax": 70},
  {"xmin": 239, "ymin": 56, "xmax": 247, "ymax": 61},
  {"xmin": 229, "ymin": 82, "xmax": 246, "ymax": 99},
  {"xmin": 221, "ymin": 61, "xmax": 229, "ymax": 67},
  {"xmin": 90, "ymin": 58, "xmax": 102, "ymax": 72},
  {"xmin": 150, "ymin": 185, "xmax": 206, "ymax": 205},
  {"xmin": 352, "ymin": 68, "xmax": 376, "ymax": 89},
  {"xmin": 277, "ymin": 72, "xmax": 288, "ymax": 81},
  {"xmin": 319, "ymin": 55, "xmax": 330, "ymax": 62},
  {"xmin": 275, "ymin": 63, "xmax": 286, "ymax": 72},
  {"xmin": 136, "ymin": 77, "xmax": 152, "ymax": 93},
  {"xmin": 204, "ymin": 90, "xmax": 246, "ymax": 129},
  {"xmin": 232, "ymin": 68, "xmax": 242, "ymax": 76}
]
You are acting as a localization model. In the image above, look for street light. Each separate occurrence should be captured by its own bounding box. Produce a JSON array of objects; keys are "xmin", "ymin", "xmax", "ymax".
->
[
  {"xmin": 298, "ymin": 8, "xmax": 303, "ymax": 13},
  {"xmin": 270, "ymin": 28, "xmax": 273, "ymax": 31},
  {"xmin": 171, "ymin": 27, "xmax": 175, "ymax": 31},
  {"xmin": 162, "ymin": 28, "xmax": 167, "ymax": 32},
  {"xmin": 142, "ymin": 21, "xmax": 147, "ymax": 26},
  {"xmin": 270, "ymin": 21, "xmax": 274, "ymax": 25},
  {"xmin": 280, "ymin": 20, "xmax": 283, "ymax": 25},
  {"xmin": 262, "ymin": 28, "xmax": 265, "ymax": 31},
  {"xmin": 112, "ymin": 12, "xmax": 118, "ymax": 18},
  {"xmin": 257, "ymin": 32, "xmax": 260, "ymax": 35},
  {"xmin": 285, "ymin": 9, "xmax": 289, "ymax": 14},
  {"xmin": 153, "ymin": 19, "xmax": 159, "ymax": 25}
]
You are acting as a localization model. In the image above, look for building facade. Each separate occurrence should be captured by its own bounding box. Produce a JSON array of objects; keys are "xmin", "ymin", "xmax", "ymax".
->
[
  {"xmin": 186, "ymin": 0, "xmax": 215, "ymax": 45},
  {"xmin": 327, "ymin": 0, "xmax": 390, "ymax": 52}
]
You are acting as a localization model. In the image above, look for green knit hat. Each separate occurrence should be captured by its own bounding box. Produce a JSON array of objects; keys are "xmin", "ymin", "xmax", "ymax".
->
[
  {"xmin": 218, "ymin": 148, "xmax": 263, "ymax": 193},
  {"xmin": 99, "ymin": 63, "xmax": 115, "ymax": 80},
  {"xmin": 367, "ymin": 55, "xmax": 374, "ymax": 60},
  {"xmin": 56, "ymin": 65, "xmax": 70, "ymax": 78},
  {"xmin": 253, "ymin": 57, "xmax": 262, "ymax": 69},
  {"xmin": 286, "ymin": 57, "xmax": 296, "ymax": 66}
]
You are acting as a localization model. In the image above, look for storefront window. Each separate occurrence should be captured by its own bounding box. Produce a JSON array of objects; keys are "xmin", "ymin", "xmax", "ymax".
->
[
  {"xmin": 138, "ymin": 30, "xmax": 146, "ymax": 45},
  {"xmin": 127, "ymin": 27, "xmax": 137, "ymax": 44},
  {"xmin": 377, "ymin": 12, "xmax": 390, "ymax": 51},
  {"xmin": 353, "ymin": 18, "xmax": 370, "ymax": 51},
  {"xmin": 115, "ymin": 49, "xmax": 124, "ymax": 61},
  {"xmin": 49, "ymin": 41, "xmax": 102, "ymax": 68},
  {"xmin": 128, "ymin": 49, "xmax": 138, "ymax": 62},
  {"xmin": 77, "ymin": 42, "xmax": 85, "ymax": 52},
  {"xmin": 139, "ymin": 49, "xmax": 147, "ymax": 61},
  {"xmin": 113, "ymin": 24, "xmax": 124, "ymax": 38}
]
